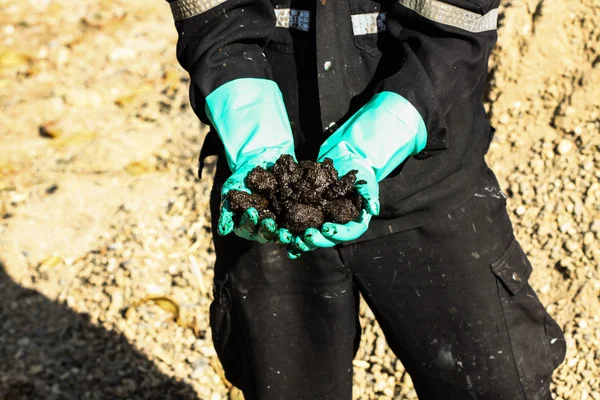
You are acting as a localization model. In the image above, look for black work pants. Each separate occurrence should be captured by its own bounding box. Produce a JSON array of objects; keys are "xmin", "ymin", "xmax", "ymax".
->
[{"xmin": 209, "ymin": 167, "xmax": 566, "ymax": 400}]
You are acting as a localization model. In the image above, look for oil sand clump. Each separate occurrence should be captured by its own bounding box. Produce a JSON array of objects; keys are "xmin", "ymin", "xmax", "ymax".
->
[{"xmin": 227, "ymin": 155, "xmax": 364, "ymax": 234}]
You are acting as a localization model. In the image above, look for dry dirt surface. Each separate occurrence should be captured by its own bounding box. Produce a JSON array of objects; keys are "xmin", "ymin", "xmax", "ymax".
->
[{"xmin": 0, "ymin": 0, "xmax": 598, "ymax": 399}]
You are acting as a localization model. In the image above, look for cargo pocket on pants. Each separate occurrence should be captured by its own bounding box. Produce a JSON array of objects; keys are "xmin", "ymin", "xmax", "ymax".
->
[
  {"xmin": 210, "ymin": 279, "xmax": 255, "ymax": 393},
  {"xmin": 491, "ymin": 239, "xmax": 567, "ymax": 399}
]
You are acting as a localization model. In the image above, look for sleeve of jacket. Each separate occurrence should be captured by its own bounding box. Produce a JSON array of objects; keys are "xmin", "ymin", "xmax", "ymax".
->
[
  {"xmin": 167, "ymin": 0, "xmax": 276, "ymax": 123},
  {"xmin": 376, "ymin": 0, "xmax": 500, "ymax": 154}
]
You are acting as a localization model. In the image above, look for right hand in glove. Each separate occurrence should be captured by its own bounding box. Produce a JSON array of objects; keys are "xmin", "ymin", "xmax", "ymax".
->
[
  {"xmin": 289, "ymin": 91, "xmax": 428, "ymax": 257},
  {"xmin": 205, "ymin": 78, "xmax": 296, "ymax": 244}
]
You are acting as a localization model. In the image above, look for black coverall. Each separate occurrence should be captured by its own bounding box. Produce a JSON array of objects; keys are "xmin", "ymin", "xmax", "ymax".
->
[{"xmin": 167, "ymin": 0, "xmax": 567, "ymax": 398}]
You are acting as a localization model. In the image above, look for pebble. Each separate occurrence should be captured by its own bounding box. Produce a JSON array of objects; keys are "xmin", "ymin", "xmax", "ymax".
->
[
  {"xmin": 530, "ymin": 159, "xmax": 545, "ymax": 174},
  {"xmin": 560, "ymin": 222, "xmax": 573, "ymax": 233},
  {"xmin": 28, "ymin": 365, "xmax": 44, "ymax": 375},
  {"xmin": 583, "ymin": 160, "xmax": 594, "ymax": 172},
  {"xmin": 353, "ymin": 360, "xmax": 370, "ymax": 369},
  {"xmin": 110, "ymin": 47, "xmax": 137, "ymax": 61},
  {"xmin": 564, "ymin": 240, "xmax": 579, "ymax": 253},
  {"xmin": 568, "ymin": 357, "xmax": 579, "ymax": 367},
  {"xmin": 499, "ymin": 113, "xmax": 510, "ymax": 124},
  {"xmin": 191, "ymin": 359, "xmax": 210, "ymax": 380},
  {"xmin": 556, "ymin": 140, "xmax": 574, "ymax": 154},
  {"xmin": 583, "ymin": 232, "xmax": 595, "ymax": 246},
  {"xmin": 109, "ymin": 290, "xmax": 124, "ymax": 312},
  {"xmin": 537, "ymin": 224, "xmax": 553, "ymax": 238}
]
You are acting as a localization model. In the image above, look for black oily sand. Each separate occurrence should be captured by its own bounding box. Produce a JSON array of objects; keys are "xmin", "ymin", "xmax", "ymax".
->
[{"xmin": 227, "ymin": 155, "xmax": 364, "ymax": 234}]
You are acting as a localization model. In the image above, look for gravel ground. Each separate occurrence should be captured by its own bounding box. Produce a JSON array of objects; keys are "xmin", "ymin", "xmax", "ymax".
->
[{"xmin": 0, "ymin": 0, "xmax": 598, "ymax": 399}]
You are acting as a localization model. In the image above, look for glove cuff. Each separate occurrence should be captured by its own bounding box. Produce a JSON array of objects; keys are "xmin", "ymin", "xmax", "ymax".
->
[
  {"xmin": 318, "ymin": 91, "xmax": 427, "ymax": 182},
  {"xmin": 205, "ymin": 78, "xmax": 295, "ymax": 172}
]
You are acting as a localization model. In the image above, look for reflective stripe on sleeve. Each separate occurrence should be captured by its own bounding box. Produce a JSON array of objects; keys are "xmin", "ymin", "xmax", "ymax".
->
[
  {"xmin": 170, "ymin": 0, "xmax": 228, "ymax": 21},
  {"xmin": 398, "ymin": 0, "xmax": 498, "ymax": 32},
  {"xmin": 351, "ymin": 12, "xmax": 387, "ymax": 35},
  {"xmin": 274, "ymin": 9, "xmax": 311, "ymax": 31}
]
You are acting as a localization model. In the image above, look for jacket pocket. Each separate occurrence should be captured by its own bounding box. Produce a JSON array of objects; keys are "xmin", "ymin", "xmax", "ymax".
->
[
  {"xmin": 491, "ymin": 239, "xmax": 567, "ymax": 398},
  {"xmin": 210, "ymin": 279, "xmax": 255, "ymax": 392},
  {"xmin": 348, "ymin": 0, "xmax": 392, "ymax": 56}
]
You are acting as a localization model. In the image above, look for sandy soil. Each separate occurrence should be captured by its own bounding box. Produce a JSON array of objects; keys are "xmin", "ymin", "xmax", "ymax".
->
[{"xmin": 0, "ymin": 0, "xmax": 598, "ymax": 399}]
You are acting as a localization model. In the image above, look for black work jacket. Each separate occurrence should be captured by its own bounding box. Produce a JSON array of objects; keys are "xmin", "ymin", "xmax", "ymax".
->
[{"xmin": 168, "ymin": 0, "xmax": 501, "ymax": 242}]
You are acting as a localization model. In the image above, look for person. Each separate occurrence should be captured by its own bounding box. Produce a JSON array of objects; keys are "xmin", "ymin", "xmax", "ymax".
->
[{"xmin": 167, "ymin": 0, "xmax": 566, "ymax": 398}]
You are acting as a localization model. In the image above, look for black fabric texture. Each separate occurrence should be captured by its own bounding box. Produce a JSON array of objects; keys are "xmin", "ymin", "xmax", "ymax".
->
[{"xmin": 209, "ymin": 168, "xmax": 566, "ymax": 399}]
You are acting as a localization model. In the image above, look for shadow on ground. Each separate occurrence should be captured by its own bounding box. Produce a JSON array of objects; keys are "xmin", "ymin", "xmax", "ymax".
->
[{"xmin": 0, "ymin": 262, "xmax": 198, "ymax": 400}]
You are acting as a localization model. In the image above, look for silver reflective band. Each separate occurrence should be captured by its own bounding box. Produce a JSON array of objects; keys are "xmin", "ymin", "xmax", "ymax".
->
[
  {"xmin": 170, "ymin": 0, "xmax": 227, "ymax": 21},
  {"xmin": 274, "ymin": 9, "xmax": 311, "ymax": 31},
  {"xmin": 351, "ymin": 12, "xmax": 387, "ymax": 35},
  {"xmin": 398, "ymin": 0, "xmax": 498, "ymax": 32}
]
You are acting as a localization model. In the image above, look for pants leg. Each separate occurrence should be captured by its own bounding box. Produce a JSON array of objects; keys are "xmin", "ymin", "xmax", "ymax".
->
[
  {"xmin": 343, "ymin": 169, "xmax": 567, "ymax": 399},
  {"xmin": 209, "ymin": 166, "xmax": 360, "ymax": 400}
]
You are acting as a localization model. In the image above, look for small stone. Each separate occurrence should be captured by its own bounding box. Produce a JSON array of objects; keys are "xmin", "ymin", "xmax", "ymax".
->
[
  {"xmin": 110, "ymin": 291, "xmax": 124, "ymax": 312},
  {"xmin": 537, "ymin": 224, "xmax": 553, "ymax": 238},
  {"xmin": 353, "ymin": 360, "xmax": 370, "ymax": 369},
  {"xmin": 583, "ymin": 232, "xmax": 595, "ymax": 246},
  {"xmin": 540, "ymin": 283, "xmax": 551, "ymax": 294},
  {"xmin": 583, "ymin": 160, "xmax": 595, "ymax": 172},
  {"xmin": 568, "ymin": 357, "xmax": 578, "ymax": 367},
  {"xmin": 375, "ymin": 336, "xmax": 387, "ymax": 358},
  {"xmin": 191, "ymin": 358, "xmax": 209, "ymax": 377},
  {"xmin": 530, "ymin": 159, "xmax": 544, "ymax": 174},
  {"xmin": 28, "ymin": 365, "xmax": 44, "ymax": 375},
  {"xmin": 560, "ymin": 222, "xmax": 573, "ymax": 233},
  {"xmin": 556, "ymin": 139, "xmax": 574, "ymax": 154},
  {"xmin": 564, "ymin": 240, "xmax": 579, "ymax": 253},
  {"xmin": 110, "ymin": 47, "xmax": 136, "ymax": 61}
]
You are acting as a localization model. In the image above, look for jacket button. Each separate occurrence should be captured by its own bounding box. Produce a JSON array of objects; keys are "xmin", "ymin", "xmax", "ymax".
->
[
  {"xmin": 512, "ymin": 272, "xmax": 521, "ymax": 282},
  {"xmin": 323, "ymin": 61, "xmax": 332, "ymax": 71}
]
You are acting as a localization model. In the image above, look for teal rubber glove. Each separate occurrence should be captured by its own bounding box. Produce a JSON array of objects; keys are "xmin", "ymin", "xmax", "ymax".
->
[
  {"xmin": 290, "ymin": 91, "xmax": 428, "ymax": 255},
  {"xmin": 205, "ymin": 78, "xmax": 295, "ymax": 244}
]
